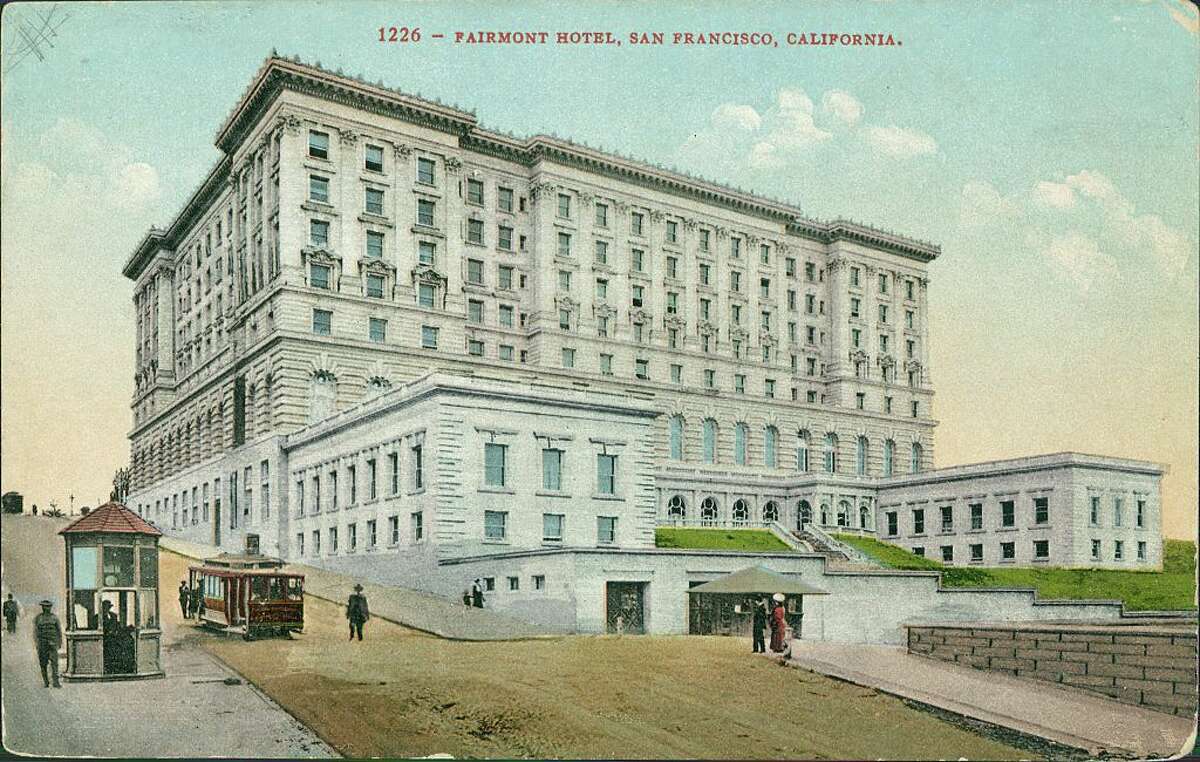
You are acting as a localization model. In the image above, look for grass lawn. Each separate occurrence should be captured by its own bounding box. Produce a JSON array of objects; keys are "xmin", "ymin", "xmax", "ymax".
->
[
  {"xmin": 655, "ymin": 527, "xmax": 792, "ymax": 552},
  {"xmin": 833, "ymin": 534, "xmax": 1197, "ymax": 612}
]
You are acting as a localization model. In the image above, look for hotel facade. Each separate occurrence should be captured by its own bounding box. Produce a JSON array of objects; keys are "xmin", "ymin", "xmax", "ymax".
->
[{"xmin": 123, "ymin": 56, "xmax": 1164, "ymax": 637}]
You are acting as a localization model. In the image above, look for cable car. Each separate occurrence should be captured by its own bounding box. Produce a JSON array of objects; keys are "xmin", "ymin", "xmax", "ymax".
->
[{"xmin": 187, "ymin": 553, "xmax": 304, "ymax": 640}]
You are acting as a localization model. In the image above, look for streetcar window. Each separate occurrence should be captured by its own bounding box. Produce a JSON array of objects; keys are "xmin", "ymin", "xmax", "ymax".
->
[
  {"xmin": 251, "ymin": 577, "xmax": 270, "ymax": 601},
  {"xmin": 286, "ymin": 578, "xmax": 303, "ymax": 601}
]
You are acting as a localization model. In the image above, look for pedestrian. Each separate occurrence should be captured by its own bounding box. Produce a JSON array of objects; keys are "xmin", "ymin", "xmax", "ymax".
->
[
  {"xmin": 471, "ymin": 578, "xmax": 485, "ymax": 609},
  {"xmin": 190, "ymin": 583, "xmax": 204, "ymax": 620},
  {"xmin": 346, "ymin": 583, "xmax": 369, "ymax": 641},
  {"xmin": 769, "ymin": 593, "xmax": 787, "ymax": 653},
  {"xmin": 461, "ymin": 589, "xmax": 472, "ymax": 607},
  {"xmin": 178, "ymin": 581, "xmax": 189, "ymax": 619},
  {"xmin": 3, "ymin": 593, "xmax": 19, "ymax": 634},
  {"xmin": 751, "ymin": 597, "xmax": 767, "ymax": 654},
  {"xmin": 33, "ymin": 600, "xmax": 62, "ymax": 688}
]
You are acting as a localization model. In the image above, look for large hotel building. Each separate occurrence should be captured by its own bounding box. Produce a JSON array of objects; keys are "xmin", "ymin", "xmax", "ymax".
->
[{"xmin": 123, "ymin": 56, "xmax": 1164, "ymax": 637}]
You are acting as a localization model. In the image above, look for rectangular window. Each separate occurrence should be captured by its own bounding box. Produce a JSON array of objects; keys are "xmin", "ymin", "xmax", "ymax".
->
[
  {"xmin": 498, "ymin": 265, "xmax": 514, "ymax": 290},
  {"xmin": 533, "ymin": 575, "xmax": 546, "ymax": 591},
  {"xmin": 940, "ymin": 505, "xmax": 953, "ymax": 533},
  {"xmin": 557, "ymin": 232, "xmax": 571, "ymax": 257},
  {"xmin": 508, "ymin": 576, "xmax": 520, "ymax": 591},
  {"xmin": 541, "ymin": 449, "xmax": 564, "ymax": 491},
  {"xmin": 417, "ymin": 199, "xmax": 436, "ymax": 227},
  {"xmin": 499, "ymin": 345, "xmax": 514, "ymax": 361},
  {"xmin": 1113, "ymin": 497, "xmax": 1124, "ymax": 527},
  {"xmin": 1001, "ymin": 542, "xmax": 1015, "ymax": 560},
  {"xmin": 417, "ymin": 157, "xmax": 435, "ymax": 185},
  {"xmin": 308, "ymin": 130, "xmax": 329, "ymax": 159},
  {"xmin": 886, "ymin": 512, "xmax": 898, "ymax": 536},
  {"xmin": 1090, "ymin": 495, "xmax": 1100, "ymax": 525},
  {"xmin": 559, "ymin": 270, "xmax": 572, "ymax": 291},
  {"xmin": 913, "ymin": 509, "xmax": 925, "ymax": 534},
  {"xmin": 1034, "ymin": 540, "xmax": 1049, "ymax": 559},
  {"xmin": 499, "ymin": 187, "xmax": 514, "ymax": 212},
  {"xmin": 418, "ymin": 240, "xmax": 436, "ymax": 266},
  {"xmin": 912, "ymin": 546, "xmax": 925, "ymax": 557},
  {"xmin": 666, "ymin": 220, "xmax": 678, "ymax": 243},
  {"xmin": 498, "ymin": 304, "xmax": 514, "ymax": 328},
  {"xmin": 411, "ymin": 511, "xmax": 424, "ymax": 541},
  {"xmin": 597, "ymin": 454, "xmax": 617, "ymax": 494},
  {"xmin": 940, "ymin": 545, "xmax": 953, "ymax": 563},
  {"xmin": 600, "ymin": 353, "xmax": 613, "ymax": 375},
  {"xmin": 632, "ymin": 249, "xmax": 644, "ymax": 272},
  {"xmin": 312, "ymin": 309, "xmax": 332, "ymax": 336},
  {"xmin": 366, "ymin": 230, "xmax": 384, "ymax": 259},
  {"xmin": 496, "ymin": 225, "xmax": 513, "ymax": 251},
  {"xmin": 412, "ymin": 444, "xmax": 424, "ymax": 490},
  {"xmin": 557, "ymin": 193, "xmax": 571, "ymax": 218},
  {"xmin": 1136, "ymin": 499, "xmax": 1145, "ymax": 528},
  {"xmin": 635, "ymin": 359, "xmax": 649, "ymax": 380},
  {"xmin": 467, "ymin": 339, "xmax": 484, "ymax": 357},
  {"xmin": 467, "ymin": 178, "xmax": 484, "ymax": 205},
  {"xmin": 597, "ymin": 516, "xmax": 617, "ymax": 545},
  {"xmin": 483, "ymin": 443, "xmax": 507, "ymax": 487},
  {"xmin": 1091, "ymin": 539, "xmax": 1101, "ymax": 560},
  {"xmin": 594, "ymin": 203, "xmax": 608, "ymax": 227},
  {"xmin": 1034, "ymin": 497, "xmax": 1049, "ymax": 525},
  {"xmin": 418, "ymin": 283, "xmax": 435, "ymax": 309},
  {"xmin": 310, "ymin": 263, "xmax": 331, "ymax": 290},
  {"xmin": 970, "ymin": 503, "xmax": 983, "ymax": 530},
  {"xmin": 1137, "ymin": 541, "xmax": 1146, "ymax": 560},
  {"xmin": 631, "ymin": 212, "xmax": 644, "ymax": 235},
  {"xmin": 365, "ymin": 274, "xmax": 385, "ymax": 299},
  {"xmin": 365, "ymin": 144, "xmax": 384, "ymax": 172},
  {"xmin": 421, "ymin": 325, "xmax": 438, "ymax": 349},
  {"xmin": 561, "ymin": 347, "xmax": 575, "ymax": 368},
  {"xmin": 365, "ymin": 188, "xmax": 385, "ymax": 215},
  {"xmin": 1114, "ymin": 540, "xmax": 1124, "ymax": 560},
  {"xmin": 309, "ymin": 175, "xmax": 329, "ymax": 203},
  {"xmin": 970, "ymin": 544, "xmax": 983, "ymax": 563},
  {"xmin": 369, "ymin": 317, "xmax": 387, "ymax": 343},
  {"xmin": 468, "ymin": 299, "xmax": 484, "ymax": 323},
  {"xmin": 329, "ymin": 526, "xmax": 339, "ymax": 553},
  {"xmin": 310, "ymin": 219, "xmax": 329, "ymax": 247},
  {"xmin": 465, "ymin": 259, "xmax": 484, "ymax": 285},
  {"xmin": 467, "ymin": 219, "xmax": 484, "ymax": 245},
  {"xmin": 484, "ymin": 510, "xmax": 507, "ymax": 541},
  {"xmin": 542, "ymin": 512, "xmax": 564, "ymax": 542},
  {"xmin": 734, "ymin": 374, "xmax": 745, "ymax": 394},
  {"xmin": 1001, "ymin": 500, "xmax": 1015, "ymax": 527}
]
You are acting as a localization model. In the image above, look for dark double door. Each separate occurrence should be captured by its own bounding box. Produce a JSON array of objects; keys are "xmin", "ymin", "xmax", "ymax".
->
[{"xmin": 605, "ymin": 582, "xmax": 646, "ymax": 634}]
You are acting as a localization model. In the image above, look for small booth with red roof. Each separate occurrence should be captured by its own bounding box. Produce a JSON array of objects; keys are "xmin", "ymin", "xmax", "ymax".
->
[{"xmin": 59, "ymin": 502, "xmax": 164, "ymax": 680}]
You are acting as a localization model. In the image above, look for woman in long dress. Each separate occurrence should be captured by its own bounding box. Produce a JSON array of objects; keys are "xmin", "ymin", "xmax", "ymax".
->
[{"xmin": 769, "ymin": 597, "xmax": 787, "ymax": 652}]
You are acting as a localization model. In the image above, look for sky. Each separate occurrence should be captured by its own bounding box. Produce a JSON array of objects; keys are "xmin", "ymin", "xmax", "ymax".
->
[{"xmin": 1, "ymin": 1, "xmax": 1196, "ymax": 538}]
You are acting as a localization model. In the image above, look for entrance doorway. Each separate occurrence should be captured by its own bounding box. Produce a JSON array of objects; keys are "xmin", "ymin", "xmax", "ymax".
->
[{"xmin": 605, "ymin": 582, "xmax": 646, "ymax": 634}]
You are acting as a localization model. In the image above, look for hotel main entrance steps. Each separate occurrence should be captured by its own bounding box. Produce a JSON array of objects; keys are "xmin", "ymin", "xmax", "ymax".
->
[
  {"xmin": 792, "ymin": 528, "xmax": 880, "ymax": 571},
  {"xmin": 161, "ymin": 537, "xmax": 560, "ymax": 641}
]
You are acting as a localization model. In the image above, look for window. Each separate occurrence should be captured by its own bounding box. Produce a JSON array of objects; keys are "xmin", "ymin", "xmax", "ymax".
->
[
  {"xmin": 940, "ymin": 505, "xmax": 953, "ymax": 532},
  {"xmin": 533, "ymin": 575, "xmax": 546, "ymax": 591},
  {"xmin": 557, "ymin": 193, "xmax": 571, "ymax": 218},
  {"xmin": 498, "ymin": 304, "xmax": 514, "ymax": 328},
  {"xmin": 879, "ymin": 305, "xmax": 888, "ymax": 324},
  {"xmin": 559, "ymin": 270, "xmax": 572, "ymax": 291},
  {"xmin": 593, "ymin": 515, "xmax": 618, "ymax": 545},
  {"xmin": 365, "ymin": 230, "xmax": 385, "ymax": 260},
  {"xmin": 1033, "ymin": 540, "xmax": 1049, "ymax": 559},
  {"xmin": 561, "ymin": 347, "xmax": 576, "ymax": 368},
  {"xmin": 730, "ymin": 237, "xmax": 741, "ymax": 258},
  {"xmin": 417, "ymin": 157, "xmax": 435, "ymax": 184},
  {"xmin": 411, "ymin": 511, "xmax": 424, "ymax": 541},
  {"xmin": 1136, "ymin": 499, "xmax": 1145, "ymax": 528},
  {"xmin": 734, "ymin": 374, "xmax": 745, "ymax": 394},
  {"xmin": 559, "ymin": 309, "xmax": 571, "ymax": 330},
  {"xmin": 631, "ymin": 285, "xmax": 644, "ymax": 308},
  {"xmin": 883, "ymin": 440, "xmax": 895, "ymax": 476},
  {"xmin": 906, "ymin": 310, "xmax": 915, "ymax": 329},
  {"xmin": 418, "ymin": 283, "xmax": 435, "ymax": 308},
  {"xmin": 508, "ymin": 576, "xmax": 520, "ymax": 591},
  {"xmin": 597, "ymin": 454, "xmax": 617, "ymax": 494},
  {"xmin": 421, "ymin": 325, "xmax": 438, "ymax": 349},
  {"xmin": 594, "ymin": 240, "xmax": 608, "ymax": 265},
  {"xmin": 970, "ymin": 544, "xmax": 983, "ymax": 563},
  {"xmin": 635, "ymin": 359, "xmax": 649, "ymax": 380},
  {"xmin": 666, "ymin": 219, "xmax": 678, "ymax": 243},
  {"xmin": 886, "ymin": 512, "xmax": 898, "ymax": 536},
  {"xmin": 1091, "ymin": 539, "xmax": 1101, "ymax": 560},
  {"xmin": 310, "ymin": 263, "xmax": 331, "ymax": 290},
  {"xmin": 764, "ymin": 379, "xmax": 776, "ymax": 398},
  {"xmin": 499, "ymin": 187, "xmax": 513, "ymax": 212},
  {"xmin": 1001, "ymin": 542, "xmax": 1015, "ymax": 560},
  {"xmin": 731, "ymin": 271, "xmax": 741, "ymax": 292},
  {"xmin": 365, "ymin": 144, "xmax": 384, "ymax": 172},
  {"xmin": 365, "ymin": 274, "xmax": 385, "ymax": 299},
  {"xmin": 557, "ymin": 232, "xmax": 571, "ymax": 257},
  {"xmin": 907, "ymin": 279, "xmax": 915, "ymax": 299},
  {"xmin": 702, "ymin": 419, "xmax": 717, "ymax": 463},
  {"xmin": 467, "ymin": 219, "xmax": 484, "ymax": 245},
  {"xmin": 912, "ymin": 546, "xmax": 925, "ymax": 557},
  {"xmin": 600, "ymin": 353, "xmax": 613, "ymax": 375},
  {"xmin": 1034, "ymin": 497, "xmax": 1049, "ymax": 525},
  {"xmin": 855, "ymin": 436, "xmax": 868, "ymax": 475},
  {"xmin": 310, "ymin": 219, "xmax": 329, "ymax": 246},
  {"xmin": 296, "ymin": 533, "xmax": 304, "ymax": 555},
  {"xmin": 1114, "ymin": 540, "xmax": 1124, "ymax": 560},
  {"xmin": 467, "ymin": 178, "xmax": 484, "ymax": 205},
  {"xmin": 498, "ymin": 265, "xmax": 514, "ymax": 290},
  {"xmin": 699, "ymin": 263, "xmax": 711, "ymax": 286},
  {"xmin": 329, "ymin": 527, "xmax": 339, "ymax": 553},
  {"xmin": 734, "ymin": 423, "xmax": 748, "ymax": 465},
  {"xmin": 912, "ymin": 510, "xmax": 927, "ymax": 536},
  {"xmin": 417, "ymin": 199, "xmax": 436, "ymax": 227},
  {"xmin": 1090, "ymin": 496, "xmax": 1100, "ymax": 525},
  {"xmin": 467, "ymin": 259, "xmax": 484, "ymax": 284},
  {"xmin": 484, "ymin": 443, "xmax": 507, "ymax": 487},
  {"xmin": 910, "ymin": 442, "xmax": 923, "ymax": 473},
  {"xmin": 1113, "ymin": 497, "xmax": 1124, "ymax": 527},
  {"xmin": 312, "ymin": 309, "xmax": 332, "ymax": 336},
  {"xmin": 667, "ymin": 257, "xmax": 678, "ymax": 279},
  {"xmin": 467, "ymin": 339, "xmax": 484, "ymax": 356},
  {"xmin": 595, "ymin": 203, "xmax": 608, "ymax": 227},
  {"xmin": 499, "ymin": 345, "xmax": 514, "ymax": 361},
  {"xmin": 940, "ymin": 545, "xmax": 953, "ymax": 562},
  {"xmin": 312, "ymin": 530, "xmax": 321, "ymax": 554},
  {"xmin": 764, "ymin": 426, "xmax": 778, "ymax": 468},
  {"xmin": 309, "ymin": 175, "xmax": 329, "ymax": 203},
  {"xmin": 308, "ymin": 130, "xmax": 329, "ymax": 159},
  {"xmin": 1001, "ymin": 500, "xmax": 1015, "ymax": 527},
  {"xmin": 632, "ymin": 249, "xmax": 644, "ymax": 272},
  {"xmin": 419, "ymin": 240, "xmax": 436, "ymax": 266},
  {"xmin": 824, "ymin": 433, "xmax": 838, "ymax": 474},
  {"xmin": 671, "ymin": 364, "xmax": 683, "ymax": 384},
  {"xmin": 796, "ymin": 432, "xmax": 810, "ymax": 472},
  {"xmin": 365, "ymin": 188, "xmax": 384, "ymax": 215},
  {"xmin": 850, "ymin": 267, "xmax": 861, "ymax": 287},
  {"xmin": 498, "ymin": 226, "xmax": 513, "ymax": 251},
  {"xmin": 631, "ymin": 211, "xmax": 644, "ymax": 235},
  {"xmin": 484, "ymin": 510, "xmax": 507, "ymax": 541},
  {"xmin": 970, "ymin": 503, "xmax": 983, "ymax": 530},
  {"xmin": 668, "ymin": 416, "xmax": 684, "ymax": 460},
  {"xmin": 852, "ymin": 329, "xmax": 861, "ymax": 348},
  {"xmin": 1137, "ymin": 541, "xmax": 1146, "ymax": 560},
  {"xmin": 468, "ymin": 299, "xmax": 484, "ymax": 323}
]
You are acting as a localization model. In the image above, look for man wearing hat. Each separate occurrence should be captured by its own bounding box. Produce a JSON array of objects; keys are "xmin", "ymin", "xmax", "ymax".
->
[
  {"xmin": 178, "ymin": 580, "xmax": 190, "ymax": 619},
  {"xmin": 346, "ymin": 583, "xmax": 370, "ymax": 641},
  {"xmin": 33, "ymin": 599, "xmax": 62, "ymax": 688},
  {"xmin": 750, "ymin": 597, "xmax": 768, "ymax": 654},
  {"xmin": 3, "ymin": 593, "xmax": 19, "ymax": 634}
]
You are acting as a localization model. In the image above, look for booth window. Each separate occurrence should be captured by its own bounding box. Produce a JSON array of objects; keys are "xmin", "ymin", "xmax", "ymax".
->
[
  {"xmin": 139, "ymin": 547, "xmax": 158, "ymax": 588},
  {"xmin": 73, "ymin": 546, "xmax": 98, "ymax": 588},
  {"xmin": 102, "ymin": 546, "xmax": 135, "ymax": 587},
  {"xmin": 139, "ymin": 591, "xmax": 157, "ymax": 629},
  {"xmin": 72, "ymin": 589, "xmax": 98, "ymax": 631}
]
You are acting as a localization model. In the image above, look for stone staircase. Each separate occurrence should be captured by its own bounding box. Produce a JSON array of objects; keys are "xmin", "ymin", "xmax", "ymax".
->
[{"xmin": 793, "ymin": 526, "xmax": 880, "ymax": 571}]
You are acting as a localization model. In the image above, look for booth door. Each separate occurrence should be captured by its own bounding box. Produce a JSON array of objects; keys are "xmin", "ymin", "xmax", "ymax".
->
[{"xmin": 605, "ymin": 582, "xmax": 646, "ymax": 634}]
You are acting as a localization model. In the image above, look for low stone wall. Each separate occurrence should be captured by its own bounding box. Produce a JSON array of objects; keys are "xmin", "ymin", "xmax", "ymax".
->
[{"xmin": 906, "ymin": 621, "xmax": 1198, "ymax": 717}]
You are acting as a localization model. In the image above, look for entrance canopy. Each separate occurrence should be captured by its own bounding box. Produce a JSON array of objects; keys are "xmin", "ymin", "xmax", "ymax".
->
[{"xmin": 688, "ymin": 565, "xmax": 828, "ymax": 596}]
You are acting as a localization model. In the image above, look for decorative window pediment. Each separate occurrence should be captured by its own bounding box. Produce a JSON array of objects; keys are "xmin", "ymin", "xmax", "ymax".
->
[
  {"xmin": 594, "ymin": 303, "xmax": 617, "ymax": 320},
  {"xmin": 629, "ymin": 307, "xmax": 652, "ymax": 325},
  {"xmin": 697, "ymin": 320, "xmax": 717, "ymax": 336},
  {"xmin": 729, "ymin": 326, "xmax": 749, "ymax": 343},
  {"xmin": 411, "ymin": 264, "xmax": 447, "ymax": 287},
  {"xmin": 663, "ymin": 314, "xmax": 687, "ymax": 331},
  {"xmin": 759, "ymin": 330, "xmax": 777, "ymax": 348},
  {"xmin": 849, "ymin": 349, "xmax": 869, "ymax": 363},
  {"xmin": 359, "ymin": 258, "xmax": 396, "ymax": 276},
  {"xmin": 555, "ymin": 295, "xmax": 579, "ymax": 312},
  {"xmin": 303, "ymin": 246, "xmax": 341, "ymax": 266}
]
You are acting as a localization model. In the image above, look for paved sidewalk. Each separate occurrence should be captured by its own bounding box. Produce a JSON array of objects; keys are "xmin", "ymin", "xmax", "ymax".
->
[
  {"xmin": 787, "ymin": 641, "xmax": 1195, "ymax": 759},
  {"xmin": 163, "ymin": 537, "xmax": 558, "ymax": 641}
]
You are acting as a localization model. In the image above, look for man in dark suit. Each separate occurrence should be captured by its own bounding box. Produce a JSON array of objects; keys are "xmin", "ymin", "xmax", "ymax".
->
[
  {"xmin": 346, "ymin": 584, "xmax": 369, "ymax": 641},
  {"xmin": 33, "ymin": 600, "xmax": 62, "ymax": 687},
  {"xmin": 751, "ymin": 598, "xmax": 768, "ymax": 653}
]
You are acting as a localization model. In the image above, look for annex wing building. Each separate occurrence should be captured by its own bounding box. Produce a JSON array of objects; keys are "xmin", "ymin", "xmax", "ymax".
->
[{"xmin": 123, "ymin": 56, "xmax": 1164, "ymax": 639}]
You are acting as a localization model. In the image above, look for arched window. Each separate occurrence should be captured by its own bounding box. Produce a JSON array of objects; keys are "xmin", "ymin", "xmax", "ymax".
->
[
  {"xmin": 764, "ymin": 426, "xmax": 779, "ymax": 469},
  {"xmin": 796, "ymin": 430, "xmax": 810, "ymax": 473},
  {"xmin": 732, "ymin": 499, "xmax": 749, "ymax": 524},
  {"xmin": 667, "ymin": 494, "xmax": 686, "ymax": 520},
  {"xmin": 837, "ymin": 500, "xmax": 852, "ymax": 527},
  {"xmin": 860, "ymin": 504, "xmax": 871, "ymax": 529},
  {"xmin": 702, "ymin": 419, "xmax": 717, "ymax": 464},
  {"xmin": 911, "ymin": 442, "xmax": 923, "ymax": 474},
  {"xmin": 763, "ymin": 501, "xmax": 779, "ymax": 523},
  {"xmin": 669, "ymin": 415, "xmax": 684, "ymax": 460},
  {"xmin": 797, "ymin": 500, "xmax": 812, "ymax": 529},
  {"xmin": 856, "ymin": 436, "xmax": 869, "ymax": 476},
  {"xmin": 883, "ymin": 439, "xmax": 895, "ymax": 477},
  {"xmin": 824, "ymin": 433, "xmax": 838, "ymax": 474},
  {"xmin": 701, "ymin": 496, "xmax": 719, "ymax": 525},
  {"xmin": 734, "ymin": 423, "xmax": 748, "ymax": 465}
]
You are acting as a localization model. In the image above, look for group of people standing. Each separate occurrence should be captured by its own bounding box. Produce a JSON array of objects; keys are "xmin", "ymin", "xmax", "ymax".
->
[
  {"xmin": 750, "ymin": 593, "xmax": 790, "ymax": 655},
  {"xmin": 177, "ymin": 580, "xmax": 205, "ymax": 620},
  {"xmin": 461, "ymin": 578, "xmax": 485, "ymax": 608}
]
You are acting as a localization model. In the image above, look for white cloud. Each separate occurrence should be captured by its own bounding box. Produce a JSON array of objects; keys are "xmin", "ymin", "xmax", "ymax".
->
[
  {"xmin": 1032, "ymin": 180, "xmax": 1077, "ymax": 209},
  {"xmin": 863, "ymin": 125, "xmax": 937, "ymax": 158},
  {"xmin": 1065, "ymin": 169, "xmax": 1120, "ymax": 204},
  {"xmin": 1044, "ymin": 232, "xmax": 1119, "ymax": 293},
  {"xmin": 767, "ymin": 87, "xmax": 832, "ymax": 150},
  {"xmin": 959, "ymin": 180, "xmax": 1020, "ymax": 227},
  {"xmin": 711, "ymin": 103, "xmax": 761, "ymax": 132},
  {"xmin": 747, "ymin": 141, "xmax": 782, "ymax": 170},
  {"xmin": 821, "ymin": 90, "xmax": 864, "ymax": 127}
]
